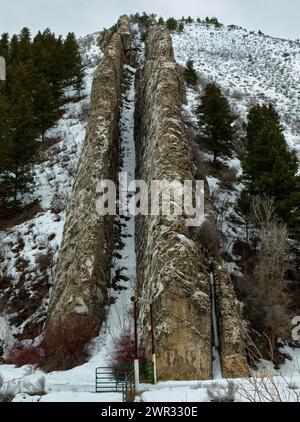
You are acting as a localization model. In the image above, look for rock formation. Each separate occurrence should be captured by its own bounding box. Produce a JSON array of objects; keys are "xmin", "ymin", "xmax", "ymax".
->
[
  {"xmin": 47, "ymin": 16, "xmax": 249, "ymax": 380},
  {"xmin": 213, "ymin": 263, "xmax": 249, "ymax": 378},
  {"xmin": 47, "ymin": 16, "xmax": 132, "ymax": 326},
  {"xmin": 135, "ymin": 23, "xmax": 213, "ymax": 381}
]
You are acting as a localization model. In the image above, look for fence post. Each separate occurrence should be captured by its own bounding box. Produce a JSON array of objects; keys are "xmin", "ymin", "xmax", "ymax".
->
[
  {"xmin": 152, "ymin": 353, "xmax": 157, "ymax": 384},
  {"xmin": 134, "ymin": 359, "xmax": 140, "ymax": 388}
]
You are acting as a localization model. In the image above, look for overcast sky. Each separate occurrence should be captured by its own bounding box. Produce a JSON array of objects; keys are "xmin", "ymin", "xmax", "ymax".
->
[{"xmin": 0, "ymin": 0, "xmax": 299, "ymax": 40}]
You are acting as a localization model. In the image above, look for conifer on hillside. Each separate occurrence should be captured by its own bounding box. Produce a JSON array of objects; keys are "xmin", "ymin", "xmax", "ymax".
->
[
  {"xmin": 183, "ymin": 59, "xmax": 197, "ymax": 86},
  {"xmin": 196, "ymin": 83, "xmax": 235, "ymax": 162},
  {"xmin": 239, "ymin": 104, "xmax": 300, "ymax": 237},
  {"xmin": 166, "ymin": 18, "xmax": 178, "ymax": 32}
]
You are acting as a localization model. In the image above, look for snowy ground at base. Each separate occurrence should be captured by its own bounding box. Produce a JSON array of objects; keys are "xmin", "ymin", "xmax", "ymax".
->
[
  {"xmin": 0, "ymin": 345, "xmax": 299, "ymax": 402},
  {"xmin": 14, "ymin": 391, "xmax": 122, "ymax": 403}
]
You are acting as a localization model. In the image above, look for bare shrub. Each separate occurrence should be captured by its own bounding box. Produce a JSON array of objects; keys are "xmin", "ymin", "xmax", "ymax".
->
[
  {"xmin": 215, "ymin": 333, "xmax": 300, "ymax": 402},
  {"xmin": 50, "ymin": 192, "xmax": 68, "ymax": 214},
  {"xmin": 190, "ymin": 141, "xmax": 206, "ymax": 180},
  {"xmin": 24, "ymin": 376, "xmax": 47, "ymax": 396},
  {"xmin": 207, "ymin": 381, "xmax": 237, "ymax": 402},
  {"xmin": 237, "ymin": 369, "xmax": 300, "ymax": 402},
  {"xmin": 8, "ymin": 315, "xmax": 98, "ymax": 372},
  {"xmin": 7, "ymin": 343, "xmax": 42, "ymax": 367},
  {"xmin": 244, "ymin": 196, "xmax": 291, "ymax": 355},
  {"xmin": 0, "ymin": 384, "xmax": 18, "ymax": 402},
  {"xmin": 40, "ymin": 314, "xmax": 98, "ymax": 372},
  {"xmin": 191, "ymin": 219, "xmax": 221, "ymax": 259},
  {"xmin": 219, "ymin": 165, "xmax": 237, "ymax": 189},
  {"xmin": 77, "ymin": 102, "xmax": 90, "ymax": 123},
  {"xmin": 35, "ymin": 250, "xmax": 54, "ymax": 273},
  {"xmin": 108, "ymin": 329, "xmax": 147, "ymax": 377},
  {"xmin": 0, "ymin": 375, "xmax": 19, "ymax": 402}
]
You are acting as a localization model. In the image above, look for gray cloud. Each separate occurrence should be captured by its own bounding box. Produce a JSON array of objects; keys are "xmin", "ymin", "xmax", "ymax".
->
[{"xmin": 0, "ymin": 0, "xmax": 299, "ymax": 40}]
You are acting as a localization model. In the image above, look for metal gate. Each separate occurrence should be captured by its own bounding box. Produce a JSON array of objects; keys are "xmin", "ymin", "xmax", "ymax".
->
[{"xmin": 95, "ymin": 367, "xmax": 119, "ymax": 393}]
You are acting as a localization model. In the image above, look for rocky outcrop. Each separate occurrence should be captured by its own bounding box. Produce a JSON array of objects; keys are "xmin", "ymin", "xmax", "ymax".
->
[
  {"xmin": 213, "ymin": 263, "xmax": 249, "ymax": 378},
  {"xmin": 47, "ymin": 17, "xmax": 132, "ymax": 326},
  {"xmin": 135, "ymin": 23, "xmax": 212, "ymax": 381}
]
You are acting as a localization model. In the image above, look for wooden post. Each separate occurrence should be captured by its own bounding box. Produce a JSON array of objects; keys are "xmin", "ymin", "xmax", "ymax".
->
[
  {"xmin": 150, "ymin": 303, "xmax": 157, "ymax": 384},
  {"xmin": 133, "ymin": 298, "xmax": 139, "ymax": 387}
]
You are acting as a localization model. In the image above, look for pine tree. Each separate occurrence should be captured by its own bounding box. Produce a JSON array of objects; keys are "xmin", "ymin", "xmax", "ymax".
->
[
  {"xmin": 34, "ymin": 77, "xmax": 60, "ymax": 141},
  {"xmin": 186, "ymin": 16, "xmax": 193, "ymax": 24},
  {"xmin": 18, "ymin": 27, "xmax": 32, "ymax": 63},
  {"xmin": 0, "ymin": 81, "xmax": 38, "ymax": 207},
  {"xmin": 183, "ymin": 59, "xmax": 197, "ymax": 86},
  {"xmin": 158, "ymin": 17, "xmax": 164, "ymax": 26},
  {"xmin": 0, "ymin": 26, "xmax": 84, "ymax": 211},
  {"xmin": 9, "ymin": 35, "xmax": 20, "ymax": 65},
  {"xmin": 32, "ymin": 29, "xmax": 65, "ymax": 101},
  {"xmin": 0, "ymin": 33, "xmax": 9, "ymax": 62},
  {"xmin": 196, "ymin": 83, "xmax": 235, "ymax": 162},
  {"xmin": 166, "ymin": 18, "xmax": 178, "ymax": 32},
  {"xmin": 63, "ymin": 32, "xmax": 84, "ymax": 92},
  {"xmin": 0, "ymin": 96, "xmax": 13, "ymax": 177},
  {"xmin": 239, "ymin": 104, "xmax": 300, "ymax": 237},
  {"xmin": 178, "ymin": 22, "xmax": 184, "ymax": 33}
]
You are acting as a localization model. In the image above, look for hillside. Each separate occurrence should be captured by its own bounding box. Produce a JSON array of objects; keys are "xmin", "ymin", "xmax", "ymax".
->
[
  {"xmin": 0, "ymin": 31, "xmax": 101, "ymax": 343},
  {"xmin": 0, "ymin": 16, "xmax": 300, "ymax": 403},
  {"xmin": 172, "ymin": 23, "xmax": 300, "ymax": 156}
]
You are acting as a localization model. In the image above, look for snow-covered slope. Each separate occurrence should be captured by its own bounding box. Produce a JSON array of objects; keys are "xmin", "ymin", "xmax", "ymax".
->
[
  {"xmin": 172, "ymin": 23, "xmax": 300, "ymax": 156},
  {"xmin": 1, "ymin": 21, "xmax": 300, "ymax": 403},
  {"xmin": 0, "ymin": 32, "xmax": 102, "ymax": 344}
]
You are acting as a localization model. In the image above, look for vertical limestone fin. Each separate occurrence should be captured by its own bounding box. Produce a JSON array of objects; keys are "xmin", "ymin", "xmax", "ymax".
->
[
  {"xmin": 47, "ymin": 17, "xmax": 132, "ymax": 329},
  {"xmin": 135, "ymin": 22, "xmax": 213, "ymax": 381},
  {"xmin": 213, "ymin": 263, "xmax": 249, "ymax": 378}
]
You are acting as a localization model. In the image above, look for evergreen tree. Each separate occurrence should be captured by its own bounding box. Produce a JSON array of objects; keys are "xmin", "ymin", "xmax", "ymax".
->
[
  {"xmin": 32, "ymin": 29, "xmax": 65, "ymax": 100},
  {"xmin": 0, "ymin": 26, "xmax": 85, "ymax": 211},
  {"xmin": 0, "ymin": 82, "xmax": 38, "ymax": 207},
  {"xmin": 9, "ymin": 35, "xmax": 20, "ymax": 65},
  {"xmin": 34, "ymin": 77, "xmax": 60, "ymax": 141},
  {"xmin": 196, "ymin": 83, "xmax": 235, "ymax": 162},
  {"xmin": 183, "ymin": 59, "xmax": 197, "ymax": 86},
  {"xmin": 0, "ymin": 33, "xmax": 9, "ymax": 62},
  {"xmin": 205, "ymin": 17, "xmax": 222, "ymax": 28},
  {"xmin": 166, "ymin": 18, "xmax": 178, "ymax": 32},
  {"xmin": 0, "ymin": 97, "xmax": 13, "ymax": 177},
  {"xmin": 158, "ymin": 17, "xmax": 164, "ymax": 26},
  {"xmin": 239, "ymin": 104, "xmax": 300, "ymax": 236},
  {"xmin": 197, "ymin": 18, "xmax": 202, "ymax": 24},
  {"xmin": 186, "ymin": 16, "xmax": 193, "ymax": 24},
  {"xmin": 63, "ymin": 32, "xmax": 84, "ymax": 92},
  {"xmin": 18, "ymin": 27, "xmax": 32, "ymax": 63},
  {"xmin": 178, "ymin": 22, "xmax": 184, "ymax": 33}
]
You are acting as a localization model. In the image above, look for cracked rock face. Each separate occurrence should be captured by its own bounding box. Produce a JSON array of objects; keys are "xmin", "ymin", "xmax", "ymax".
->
[
  {"xmin": 135, "ymin": 24, "xmax": 212, "ymax": 381},
  {"xmin": 47, "ymin": 16, "xmax": 132, "ymax": 327},
  {"xmin": 213, "ymin": 264, "xmax": 249, "ymax": 378}
]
